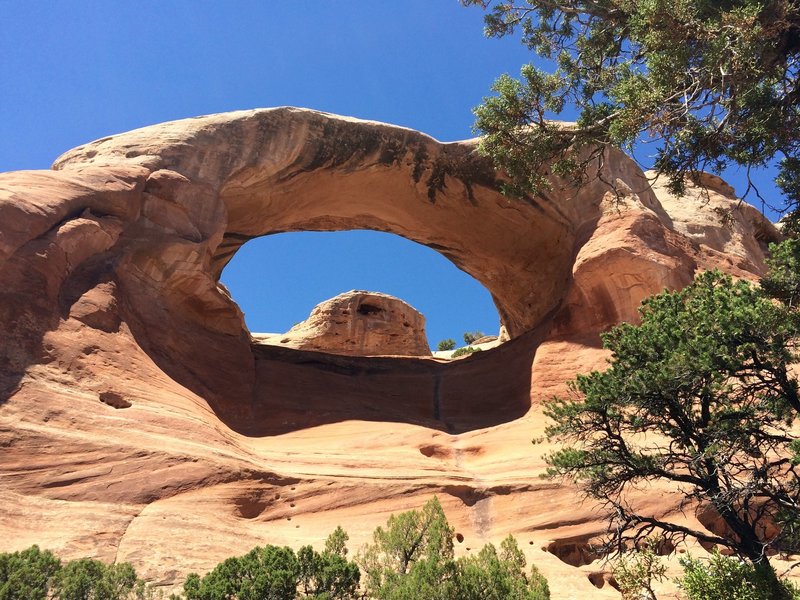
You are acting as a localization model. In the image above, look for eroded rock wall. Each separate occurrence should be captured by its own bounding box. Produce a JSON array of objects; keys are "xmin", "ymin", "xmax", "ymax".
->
[{"xmin": 0, "ymin": 108, "xmax": 782, "ymax": 598}]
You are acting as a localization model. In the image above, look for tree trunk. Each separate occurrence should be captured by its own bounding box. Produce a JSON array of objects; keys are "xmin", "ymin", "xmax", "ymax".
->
[
  {"xmin": 729, "ymin": 514, "xmax": 792, "ymax": 599},
  {"xmin": 752, "ymin": 555, "xmax": 791, "ymax": 600}
]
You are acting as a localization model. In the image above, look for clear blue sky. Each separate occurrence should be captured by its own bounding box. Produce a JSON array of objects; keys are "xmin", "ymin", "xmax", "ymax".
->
[{"xmin": 0, "ymin": 1, "xmax": 782, "ymax": 347}]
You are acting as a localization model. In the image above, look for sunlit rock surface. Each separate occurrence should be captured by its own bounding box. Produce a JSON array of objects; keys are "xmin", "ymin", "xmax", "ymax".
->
[
  {"xmin": 0, "ymin": 107, "xmax": 784, "ymax": 598},
  {"xmin": 253, "ymin": 290, "xmax": 431, "ymax": 357}
]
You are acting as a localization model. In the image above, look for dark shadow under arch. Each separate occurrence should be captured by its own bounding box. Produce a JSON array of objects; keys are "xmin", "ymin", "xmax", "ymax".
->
[{"xmin": 247, "ymin": 321, "xmax": 546, "ymax": 436}]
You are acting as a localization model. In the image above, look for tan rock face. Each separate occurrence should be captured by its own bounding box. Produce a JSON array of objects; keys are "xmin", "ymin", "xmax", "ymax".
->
[
  {"xmin": 0, "ymin": 108, "xmax": 785, "ymax": 598},
  {"xmin": 254, "ymin": 290, "xmax": 431, "ymax": 357},
  {"xmin": 648, "ymin": 170, "xmax": 781, "ymax": 273}
]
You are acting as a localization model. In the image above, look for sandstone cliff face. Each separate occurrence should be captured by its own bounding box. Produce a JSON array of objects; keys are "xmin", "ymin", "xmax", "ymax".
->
[{"xmin": 0, "ymin": 108, "xmax": 783, "ymax": 598}]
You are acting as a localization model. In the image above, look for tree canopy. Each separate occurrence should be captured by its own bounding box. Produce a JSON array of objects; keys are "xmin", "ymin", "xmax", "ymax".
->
[
  {"xmin": 0, "ymin": 546, "xmax": 61, "ymax": 600},
  {"xmin": 0, "ymin": 547, "xmax": 148, "ymax": 600},
  {"xmin": 357, "ymin": 497, "xmax": 549, "ymax": 600},
  {"xmin": 463, "ymin": 0, "xmax": 800, "ymax": 216},
  {"xmin": 0, "ymin": 509, "xmax": 552, "ymax": 600},
  {"xmin": 357, "ymin": 496, "xmax": 455, "ymax": 597},
  {"xmin": 183, "ymin": 528, "xmax": 360, "ymax": 600},
  {"xmin": 679, "ymin": 551, "xmax": 800, "ymax": 600},
  {"xmin": 542, "ymin": 267, "xmax": 800, "ymax": 597}
]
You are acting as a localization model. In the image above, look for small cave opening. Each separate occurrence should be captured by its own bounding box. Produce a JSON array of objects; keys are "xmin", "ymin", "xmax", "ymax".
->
[{"xmin": 357, "ymin": 303, "xmax": 383, "ymax": 316}]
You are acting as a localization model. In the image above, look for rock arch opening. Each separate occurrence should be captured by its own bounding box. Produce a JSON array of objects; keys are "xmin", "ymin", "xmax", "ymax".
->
[
  {"xmin": 39, "ymin": 107, "xmax": 638, "ymax": 435},
  {"xmin": 219, "ymin": 230, "xmax": 502, "ymax": 354},
  {"xmin": 216, "ymin": 228, "xmax": 540, "ymax": 435}
]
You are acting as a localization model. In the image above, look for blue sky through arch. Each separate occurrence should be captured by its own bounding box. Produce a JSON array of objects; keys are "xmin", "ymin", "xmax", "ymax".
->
[{"xmin": 220, "ymin": 231, "xmax": 501, "ymax": 349}]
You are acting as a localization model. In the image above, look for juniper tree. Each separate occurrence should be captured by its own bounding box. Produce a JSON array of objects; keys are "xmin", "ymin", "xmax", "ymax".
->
[
  {"xmin": 543, "ymin": 270, "xmax": 800, "ymax": 598},
  {"xmin": 463, "ymin": 0, "xmax": 800, "ymax": 215}
]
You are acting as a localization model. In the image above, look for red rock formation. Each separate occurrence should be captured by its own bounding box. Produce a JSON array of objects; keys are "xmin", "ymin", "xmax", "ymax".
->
[
  {"xmin": 254, "ymin": 290, "xmax": 431, "ymax": 357},
  {"xmin": 0, "ymin": 108, "xmax": 783, "ymax": 598}
]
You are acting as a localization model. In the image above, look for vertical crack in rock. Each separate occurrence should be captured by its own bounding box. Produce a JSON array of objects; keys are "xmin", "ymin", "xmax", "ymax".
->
[{"xmin": 433, "ymin": 373, "xmax": 442, "ymax": 421}]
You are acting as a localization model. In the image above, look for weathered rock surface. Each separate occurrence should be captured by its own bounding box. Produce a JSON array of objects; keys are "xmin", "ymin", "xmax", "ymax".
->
[
  {"xmin": 253, "ymin": 290, "xmax": 431, "ymax": 356},
  {"xmin": 0, "ymin": 107, "xmax": 787, "ymax": 598}
]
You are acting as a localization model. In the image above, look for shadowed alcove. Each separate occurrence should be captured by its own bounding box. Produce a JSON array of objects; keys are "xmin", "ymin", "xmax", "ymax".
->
[{"xmin": 218, "ymin": 229, "xmax": 527, "ymax": 435}]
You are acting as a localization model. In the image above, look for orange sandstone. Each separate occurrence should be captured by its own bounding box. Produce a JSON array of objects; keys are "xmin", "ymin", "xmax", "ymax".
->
[{"xmin": 0, "ymin": 108, "xmax": 783, "ymax": 598}]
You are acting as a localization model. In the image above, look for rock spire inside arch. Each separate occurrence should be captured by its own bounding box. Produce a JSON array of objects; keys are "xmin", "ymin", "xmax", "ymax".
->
[{"xmin": 252, "ymin": 290, "xmax": 432, "ymax": 357}]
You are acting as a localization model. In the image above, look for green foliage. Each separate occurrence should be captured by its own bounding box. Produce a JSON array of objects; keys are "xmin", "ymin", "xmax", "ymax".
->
[
  {"xmin": 436, "ymin": 339, "xmax": 456, "ymax": 351},
  {"xmin": 451, "ymin": 346, "xmax": 481, "ymax": 358},
  {"xmin": 678, "ymin": 552, "xmax": 800, "ymax": 600},
  {"xmin": 774, "ymin": 506, "xmax": 800, "ymax": 556},
  {"xmin": 358, "ymin": 497, "xmax": 454, "ymax": 598},
  {"xmin": 6, "ymin": 523, "xmax": 550, "ymax": 600},
  {"xmin": 611, "ymin": 542, "xmax": 666, "ymax": 600},
  {"xmin": 358, "ymin": 499, "xmax": 549, "ymax": 600},
  {"xmin": 451, "ymin": 537, "xmax": 550, "ymax": 600},
  {"xmin": 55, "ymin": 559, "xmax": 143, "ymax": 600},
  {"xmin": 462, "ymin": 331, "xmax": 485, "ymax": 345},
  {"xmin": 763, "ymin": 238, "xmax": 800, "ymax": 309},
  {"xmin": 463, "ymin": 0, "xmax": 800, "ymax": 213},
  {"xmin": 298, "ymin": 528, "xmax": 359, "ymax": 599},
  {"xmin": 368, "ymin": 559, "xmax": 456, "ymax": 600},
  {"xmin": 181, "ymin": 574, "xmax": 200, "ymax": 600},
  {"xmin": 0, "ymin": 547, "xmax": 149, "ymax": 600},
  {"xmin": 184, "ymin": 546, "xmax": 299, "ymax": 600},
  {"xmin": 525, "ymin": 565, "xmax": 549, "ymax": 600},
  {"xmin": 323, "ymin": 527, "xmax": 349, "ymax": 559},
  {"xmin": 183, "ymin": 529, "xmax": 360, "ymax": 600},
  {"xmin": 0, "ymin": 545, "xmax": 60, "ymax": 600},
  {"xmin": 544, "ymin": 270, "xmax": 800, "ymax": 574}
]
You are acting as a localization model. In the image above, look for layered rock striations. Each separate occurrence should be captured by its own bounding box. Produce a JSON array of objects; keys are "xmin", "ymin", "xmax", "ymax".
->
[{"xmin": 0, "ymin": 108, "xmax": 783, "ymax": 598}]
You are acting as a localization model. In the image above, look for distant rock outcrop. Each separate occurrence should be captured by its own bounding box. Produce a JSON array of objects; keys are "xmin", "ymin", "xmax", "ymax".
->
[
  {"xmin": 0, "ymin": 107, "xmax": 784, "ymax": 598},
  {"xmin": 253, "ymin": 290, "xmax": 431, "ymax": 357}
]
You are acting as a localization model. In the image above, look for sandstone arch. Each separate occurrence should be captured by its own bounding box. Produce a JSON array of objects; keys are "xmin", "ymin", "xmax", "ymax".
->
[
  {"xmin": 0, "ymin": 108, "xmax": 784, "ymax": 595},
  {"xmin": 0, "ymin": 108, "xmax": 610, "ymax": 430},
  {"xmin": 0, "ymin": 107, "xmax": 771, "ymax": 433},
  {"xmin": 53, "ymin": 107, "xmax": 582, "ymax": 338}
]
